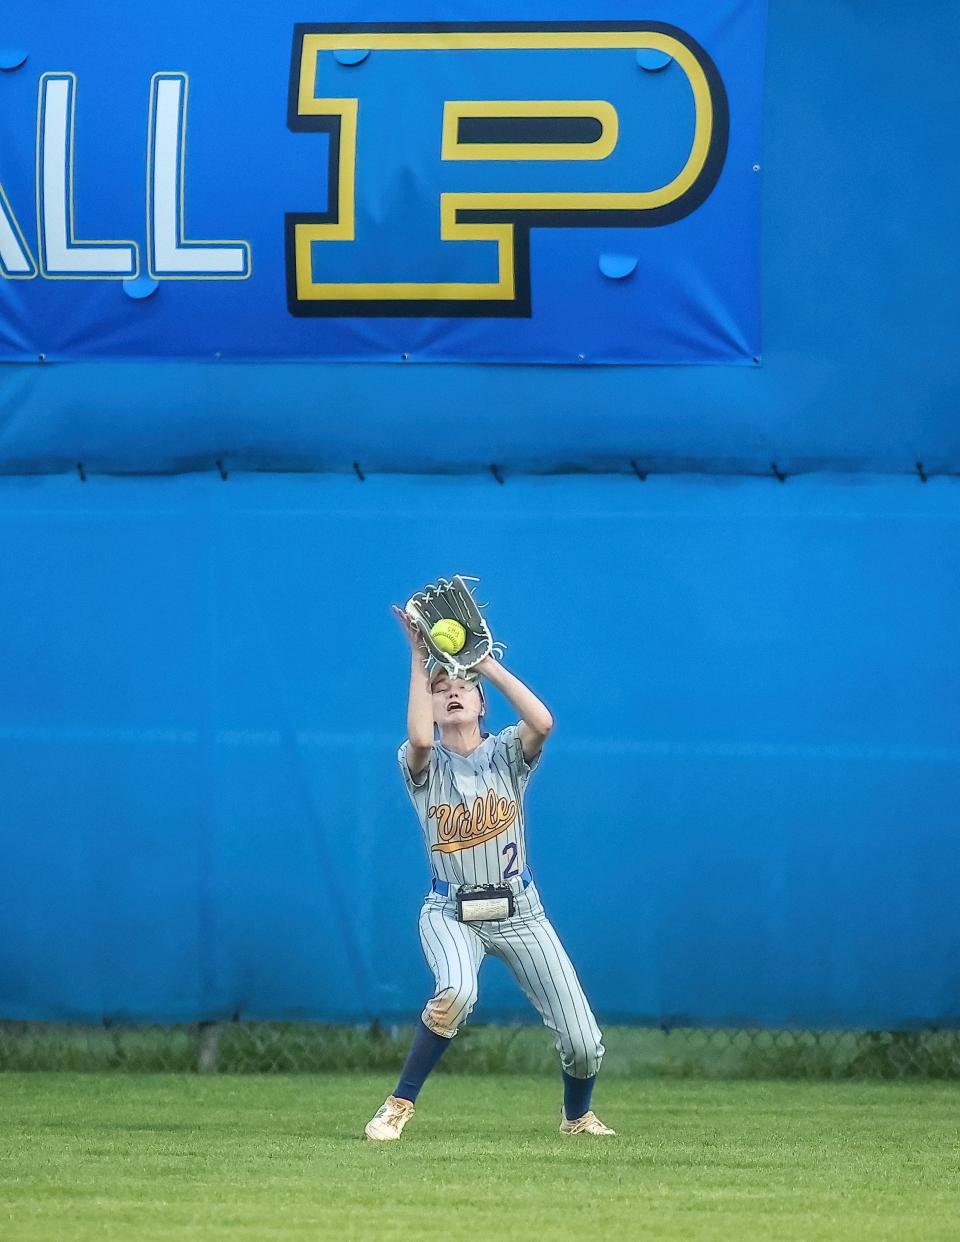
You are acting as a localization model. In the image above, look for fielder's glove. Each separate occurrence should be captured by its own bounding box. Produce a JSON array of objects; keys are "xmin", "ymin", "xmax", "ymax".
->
[{"xmin": 405, "ymin": 574, "xmax": 505, "ymax": 678}]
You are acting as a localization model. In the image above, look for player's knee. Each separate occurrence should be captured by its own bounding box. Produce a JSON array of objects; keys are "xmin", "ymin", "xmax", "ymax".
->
[
  {"xmin": 422, "ymin": 983, "xmax": 478, "ymax": 1037},
  {"xmin": 562, "ymin": 1028, "xmax": 605, "ymax": 1078}
]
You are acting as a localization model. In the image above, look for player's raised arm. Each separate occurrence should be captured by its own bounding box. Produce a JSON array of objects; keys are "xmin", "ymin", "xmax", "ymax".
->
[
  {"xmin": 392, "ymin": 604, "xmax": 433, "ymax": 777},
  {"xmin": 476, "ymin": 655, "xmax": 554, "ymax": 760}
]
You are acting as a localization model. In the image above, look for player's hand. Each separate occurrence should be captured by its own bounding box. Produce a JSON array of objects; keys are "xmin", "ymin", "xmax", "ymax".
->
[{"xmin": 391, "ymin": 604, "xmax": 428, "ymax": 661}]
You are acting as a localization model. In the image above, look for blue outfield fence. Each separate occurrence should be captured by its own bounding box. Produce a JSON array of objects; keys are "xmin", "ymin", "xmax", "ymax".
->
[
  {"xmin": 0, "ymin": 1, "xmax": 958, "ymax": 1048},
  {"xmin": 0, "ymin": 472, "xmax": 957, "ymax": 1031}
]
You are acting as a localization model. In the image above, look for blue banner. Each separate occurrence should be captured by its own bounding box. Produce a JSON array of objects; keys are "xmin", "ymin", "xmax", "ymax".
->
[{"xmin": 0, "ymin": 2, "xmax": 765, "ymax": 362}]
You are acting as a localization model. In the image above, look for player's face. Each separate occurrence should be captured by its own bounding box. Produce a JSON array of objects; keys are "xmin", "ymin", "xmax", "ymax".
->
[{"xmin": 431, "ymin": 674, "xmax": 482, "ymax": 729}]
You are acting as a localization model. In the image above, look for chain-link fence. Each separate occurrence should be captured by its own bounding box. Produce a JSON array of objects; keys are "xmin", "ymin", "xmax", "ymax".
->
[{"xmin": 2, "ymin": 1021, "xmax": 959, "ymax": 1078}]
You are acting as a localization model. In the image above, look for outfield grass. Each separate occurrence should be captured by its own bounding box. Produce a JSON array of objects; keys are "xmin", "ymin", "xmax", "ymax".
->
[{"xmin": 1, "ymin": 1074, "xmax": 958, "ymax": 1241}]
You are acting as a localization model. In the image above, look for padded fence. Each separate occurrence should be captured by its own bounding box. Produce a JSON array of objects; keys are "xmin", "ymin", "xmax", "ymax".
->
[
  {"xmin": 1, "ymin": 1, "xmax": 959, "ymax": 1075},
  {"xmin": 0, "ymin": 473, "xmax": 957, "ymax": 1034}
]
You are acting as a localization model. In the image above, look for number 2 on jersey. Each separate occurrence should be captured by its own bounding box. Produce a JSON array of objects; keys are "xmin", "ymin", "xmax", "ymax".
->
[{"xmin": 502, "ymin": 841, "xmax": 519, "ymax": 879}]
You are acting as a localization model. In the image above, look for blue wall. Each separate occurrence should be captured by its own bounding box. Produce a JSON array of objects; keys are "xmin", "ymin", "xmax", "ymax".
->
[
  {"xmin": 1, "ymin": 473, "xmax": 957, "ymax": 1028},
  {"xmin": 0, "ymin": 3, "xmax": 957, "ymax": 1031},
  {"xmin": 0, "ymin": 1, "xmax": 958, "ymax": 473}
]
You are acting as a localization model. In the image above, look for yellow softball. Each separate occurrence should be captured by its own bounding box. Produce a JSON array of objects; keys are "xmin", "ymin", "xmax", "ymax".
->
[{"xmin": 430, "ymin": 619, "xmax": 467, "ymax": 654}]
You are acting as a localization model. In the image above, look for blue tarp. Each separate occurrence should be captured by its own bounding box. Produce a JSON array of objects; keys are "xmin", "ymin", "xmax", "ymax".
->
[{"xmin": 1, "ymin": 472, "xmax": 957, "ymax": 1028}]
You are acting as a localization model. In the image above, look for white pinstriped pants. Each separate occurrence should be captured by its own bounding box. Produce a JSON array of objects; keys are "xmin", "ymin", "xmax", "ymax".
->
[{"xmin": 417, "ymin": 882, "xmax": 604, "ymax": 1078}]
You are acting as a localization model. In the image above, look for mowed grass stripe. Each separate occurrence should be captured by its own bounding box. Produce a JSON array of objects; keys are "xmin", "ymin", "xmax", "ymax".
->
[{"xmin": 1, "ymin": 1075, "xmax": 958, "ymax": 1241}]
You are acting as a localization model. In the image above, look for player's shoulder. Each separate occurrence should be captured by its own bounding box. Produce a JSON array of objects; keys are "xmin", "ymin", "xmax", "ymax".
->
[
  {"xmin": 397, "ymin": 737, "xmax": 438, "ymax": 767},
  {"xmin": 489, "ymin": 723, "xmax": 522, "ymax": 753},
  {"xmin": 398, "ymin": 738, "xmax": 435, "ymax": 789},
  {"xmin": 492, "ymin": 723, "xmax": 543, "ymax": 773}
]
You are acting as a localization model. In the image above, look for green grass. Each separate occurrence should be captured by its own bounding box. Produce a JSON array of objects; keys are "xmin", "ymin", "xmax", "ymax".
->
[{"xmin": 2, "ymin": 1075, "xmax": 959, "ymax": 1241}]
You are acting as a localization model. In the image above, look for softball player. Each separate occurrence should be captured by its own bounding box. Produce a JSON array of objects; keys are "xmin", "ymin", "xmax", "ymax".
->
[{"xmin": 364, "ymin": 606, "xmax": 614, "ymax": 1140}]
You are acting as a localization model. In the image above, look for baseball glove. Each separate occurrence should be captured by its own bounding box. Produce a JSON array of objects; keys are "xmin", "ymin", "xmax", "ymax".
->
[{"xmin": 405, "ymin": 574, "xmax": 505, "ymax": 678}]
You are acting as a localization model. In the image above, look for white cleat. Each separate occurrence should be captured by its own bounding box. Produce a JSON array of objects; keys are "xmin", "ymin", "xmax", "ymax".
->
[
  {"xmin": 560, "ymin": 1110, "xmax": 616, "ymax": 1137},
  {"xmin": 364, "ymin": 1094, "xmax": 415, "ymax": 1141}
]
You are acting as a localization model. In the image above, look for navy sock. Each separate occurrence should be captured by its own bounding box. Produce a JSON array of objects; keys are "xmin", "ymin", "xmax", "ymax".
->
[
  {"xmin": 394, "ymin": 1020, "xmax": 451, "ymax": 1104},
  {"xmin": 562, "ymin": 1070, "xmax": 596, "ymax": 1121}
]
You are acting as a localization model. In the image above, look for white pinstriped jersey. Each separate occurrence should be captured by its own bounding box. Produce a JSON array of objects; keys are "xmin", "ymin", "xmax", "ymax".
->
[{"xmin": 398, "ymin": 724, "xmax": 540, "ymax": 888}]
